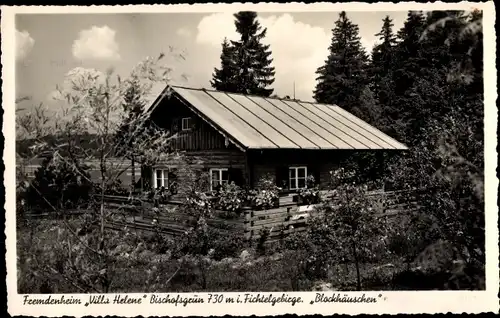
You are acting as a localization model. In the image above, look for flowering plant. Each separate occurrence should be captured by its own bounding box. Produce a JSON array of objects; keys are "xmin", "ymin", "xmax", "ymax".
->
[
  {"xmin": 213, "ymin": 182, "xmax": 245, "ymax": 218},
  {"xmin": 248, "ymin": 174, "xmax": 281, "ymax": 210},
  {"xmin": 298, "ymin": 175, "xmax": 321, "ymax": 205}
]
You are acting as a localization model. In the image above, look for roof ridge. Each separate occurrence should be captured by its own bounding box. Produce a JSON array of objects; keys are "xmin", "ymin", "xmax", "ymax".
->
[{"xmin": 170, "ymin": 84, "xmax": 315, "ymax": 104}]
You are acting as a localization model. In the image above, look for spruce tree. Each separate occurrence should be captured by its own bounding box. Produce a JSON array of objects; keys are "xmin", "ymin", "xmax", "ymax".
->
[
  {"xmin": 389, "ymin": 10, "xmax": 474, "ymax": 145},
  {"xmin": 392, "ymin": 11, "xmax": 427, "ymax": 96},
  {"xmin": 370, "ymin": 16, "xmax": 397, "ymax": 100},
  {"xmin": 211, "ymin": 38, "xmax": 238, "ymax": 93},
  {"xmin": 313, "ymin": 11, "xmax": 369, "ymax": 113},
  {"xmin": 226, "ymin": 11, "xmax": 276, "ymax": 97},
  {"xmin": 383, "ymin": 11, "xmax": 428, "ymax": 142}
]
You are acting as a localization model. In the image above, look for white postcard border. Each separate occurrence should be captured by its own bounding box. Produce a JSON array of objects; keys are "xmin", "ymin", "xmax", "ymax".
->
[{"xmin": 2, "ymin": 2, "xmax": 498, "ymax": 316}]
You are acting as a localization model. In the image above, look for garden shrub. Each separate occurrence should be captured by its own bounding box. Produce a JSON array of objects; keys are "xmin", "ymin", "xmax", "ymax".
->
[
  {"xmin": 248, "ymin": 174, "xmax": 281, "ymax": 210},
  {"xmin": 212, "ymin": 232, "xmax": 245, "ymax": 261},
  {"xmin": 255, "ymin": 228, "xmax": 271, "ymax": 256},
  {"xmin": 20, "ymin": 156, "xmax": 93, "ymax": 213},
  {"xmin": 93, "ymin": 179, "xmax": 130, "ymax": 197},
  {"xmin": 143, "ymin": 186, "xmax": 173, "ymax": 206},
  {"xmin": 298, "ymin": 175, "xmax": 321, "ymax": 205},
  {"xmin": 213, "ymin": 182, "xmax": 246, "ymax": 218}
]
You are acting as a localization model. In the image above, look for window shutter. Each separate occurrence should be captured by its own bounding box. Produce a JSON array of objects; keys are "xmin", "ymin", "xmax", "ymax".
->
[
  {"xmin": 310, "ymin": 165, "xmax": 321, "ymax": 187},
  {"xmin": 167, "ymin": 168, "xmax": 178, "ymax": 194},
  {"xmin": 167, "ymin": 168, "xmax": 178, "ymax": 181},
  {"xmin": 228, "ymin": 168, "xmax": 244, "ymax": 187},
  {"xmin": 201, "ymin": 167, "xmax": 211, "ymax": 192},
  {"xmin": 275, "ymin": 166, "xmax": 289, "ymax": 190},
  {"xmin": 141, "ymin": 165, "xmax": 153, "ymax": 191},
  {"xmin": 172, "ymin": 118, "xmax": 180, "ymax": 133}
]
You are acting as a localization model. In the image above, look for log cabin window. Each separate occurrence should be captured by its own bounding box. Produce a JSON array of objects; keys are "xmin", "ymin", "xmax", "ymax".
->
[
  {"xmin": 210, "ymin": 168, "xmax": 229, "ymax": 191},
  {"xmin": 181, "ymin": 117, "xmax": 192, "ymax": 131},
  {"xmin": 154, "ymin": 169, "xmax": 168, "ymax": 188},
  {"xmin": 289, "ymin": 166, "xmax": 307, "ymax": 190}
]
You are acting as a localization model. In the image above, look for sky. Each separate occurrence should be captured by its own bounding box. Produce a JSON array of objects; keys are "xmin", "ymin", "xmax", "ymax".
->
[{"xmin": 15, "ymin": 11, "xmax": 409, "ymax": 112}]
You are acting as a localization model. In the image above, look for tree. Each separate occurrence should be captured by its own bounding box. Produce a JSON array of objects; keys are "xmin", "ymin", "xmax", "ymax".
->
[
  {"xmin": 219, "ymin": 11, "xmax": 276, "ymax": 97},
  {"xmin": 114, "ymin": 76, "xmax": 147, "ymax": 193},
  {"xmin": 284, "ymin": 168, "xmax": 390, "ymax": 290},
  {"xmin": 386, "ymin": 10, "xmax": 485, "ymax": 289},
  {"xmin": 370, "ymin": 16, "xmax": 397, "ymax": 113},
  {"xmin": 19, "ymin": 54, "xmax": 178, "ymax": 293},
  {"xmin": 313, "ymin": 11, "xmax": 370, "ymax": 115},
  {"xmin": 380, "ymin": 11, "xmax": 427, "ymax": 142},
  {"xmin": 210, "ymin": 38, "xmax": 238, "ymax": 93}
]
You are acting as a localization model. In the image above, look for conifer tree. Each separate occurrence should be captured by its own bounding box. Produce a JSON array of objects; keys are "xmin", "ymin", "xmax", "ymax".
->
[
  {"xmin": 372, "ymin": 16, "xmax": 397, "ymax": 74},
  {"xmin": 370, "ymin": 16, "xmax": 397, "ymax": 104},
  {"xmin": 230, "ymin": 11, "xmax": 276, "ymax": 97},
  {"xmin": 382, "ymin": 11, "xmax": 427, "ymax": 142},
  {"xmin": 211, "ymin": 11, "xmax": 275, "ymax": 97},
  {"xmin": 392, "ymin": 11, "xmax": 427, "ymax": 96},
  {"xmin": 211, "ymin": 38, "xmax": 238, "ymax": 93},
  {"xmin": 313, "ymin": 11, "xmax": 369, "ymax": 113}
]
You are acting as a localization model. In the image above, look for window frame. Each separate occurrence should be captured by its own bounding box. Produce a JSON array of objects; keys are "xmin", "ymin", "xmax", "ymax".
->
[
  {"xmin": 210, "ymin": 168, "xmax": 229, "ymax": 191},
  {"xmin": 153, "ymin": 168, "xmax": 169, "ymax": 189},
  {"xmin": 181, "ymin": 117, "xmax": 192, "ymax": 131},
  {"xmin": 288, "ymin": 166, "xmax": 307, "ymax": 190}
]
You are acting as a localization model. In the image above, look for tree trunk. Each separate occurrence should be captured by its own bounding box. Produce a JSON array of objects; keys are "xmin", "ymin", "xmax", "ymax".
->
[
  {"xmin": 352, "ymin": 239, "xmax": 361, "ymax": 291},
  {"xmin": 131, "ymin": 155, "xmax": 136, "ymax": 195}
]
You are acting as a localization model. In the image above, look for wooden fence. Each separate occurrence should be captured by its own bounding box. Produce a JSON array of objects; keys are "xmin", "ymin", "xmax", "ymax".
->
[
  {"xmin": 21, "ymin": 189, "xmax": 419, "ymax": 242},
  {"xmin": 101, "ymin": 189, "xmax": 419, "ymax": 241}
]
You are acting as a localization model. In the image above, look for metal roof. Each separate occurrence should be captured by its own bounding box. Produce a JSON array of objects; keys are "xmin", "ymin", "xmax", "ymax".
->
[{"xmin": 146, "ymin": 85, "xmax": 408, "ymax": 150}]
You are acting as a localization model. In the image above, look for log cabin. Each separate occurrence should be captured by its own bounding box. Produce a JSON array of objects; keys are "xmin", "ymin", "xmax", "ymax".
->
[{"xmin": 139, "ymin": 84, "xmax": 408, "ymax": 197}]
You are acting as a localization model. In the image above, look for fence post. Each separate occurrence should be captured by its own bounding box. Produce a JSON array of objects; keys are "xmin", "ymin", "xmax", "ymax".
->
[{"xmin": 243, "ymin": 207, "xmax": 252, "ymax": 240}]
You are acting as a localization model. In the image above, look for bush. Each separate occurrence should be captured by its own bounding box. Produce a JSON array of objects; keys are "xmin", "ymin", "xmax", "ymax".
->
[
  {"xmin": 143, "ymin": 186, "xmax": 173, "ymax": 206},
  {"xmin": 248, "ymin": 174, "xmax": 281, "ymax": 210},
  {"xmin": 212, "ymin": 232, "xmax": 245, "ymax": 261},
  {"xmin": 20, "ymin": 156, "xmax": 93, "ymax": 213},
  {"xmin": 93, "ymin": 179, "xmax": 130, "ymax": 197},
  {"xmin": 298, "ymin": 175, "xmax": 321, "ymax": 205},
  {"xmin": 213, "ymin": 182, "xmax": 245, "ymax": 218}
]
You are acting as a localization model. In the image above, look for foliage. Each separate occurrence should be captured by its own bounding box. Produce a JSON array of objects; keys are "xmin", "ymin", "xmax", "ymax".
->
[
  {"xmin": 314, "ymin": 11, "xmax": 370, "ymax": 113},
  {"xmin": 383, "ymin": 10, "xmax": 484, "ymax": 282},
  {"xmin": 248, "ymin": 174, "xmax": 281, "ymax": 210},
  {"xmin": 213, "ymin": 182, "xmax": 246, "ymax": 218},
  {"xmin": 15, "ymin": 52, "xmax": 181, "ymax": 294},
  {"xmin": 20, "ymin": 156, "xmax": 93, "ymax": 213},
  {"xmin": 143, "ymin": 186, "xmax": 173, "ymax": 206},
  {"xmin": 212, "ymin": 232, "xmax": 245, "ymax": 261},
  {"xmin": 210, "ymin": 38, "xmax": 239, "ymax": 93},
  {"xmin": 298, "ymin": 175, "xmax": 321, "ymax": 205},
  {"xmin": 304, "ymin": 168, "xmax": 391, "ymax": 289},
  {"xmin": 370, "ymin": 16, "xmax": 397, "ymax": 114},
  {"xmin": 92, "ymin": 179, "xmax": 130, "ymax": 197},
  {"xmin": 212, "ymin": 11, "xmax": 276, "ymax": 97},
  {"xmin": 184, "ymin": 191, "xmax": 213, "ymax": 219}
]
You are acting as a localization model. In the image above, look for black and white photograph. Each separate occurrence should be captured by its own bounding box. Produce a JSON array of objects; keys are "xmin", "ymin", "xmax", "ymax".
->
[{"xmin": 4, "ymin": 2, "xmax": 498, "ymax": 316}]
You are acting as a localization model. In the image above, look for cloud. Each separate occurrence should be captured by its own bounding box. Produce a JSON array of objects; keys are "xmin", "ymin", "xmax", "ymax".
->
[
  {"xmin": 16, "ymin": 29, "xmax": 35, "ymax": 61},
  {"xmin": 195, "ymin": 13, "xmax": 382, "ymax": 101},
  {"xmin": 48, "ymin": 67, "xmax": 106, "ymax": 101},
  {"xmin": 72, "ymin": 25, "xmax": 120, "ymax": 60},
  {"xmin": 176, "ymin": 27, "xmax": 193, "ymax": 38}
]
